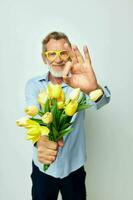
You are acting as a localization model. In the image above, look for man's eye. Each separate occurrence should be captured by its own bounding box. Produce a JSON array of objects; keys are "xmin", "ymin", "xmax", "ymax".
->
[
  {"xmin": 60, "ymin": 51, "xmax": 68, "ymax": 56},
  {"xmin": 48, "ymin": 52, "xmax": 56, "ymax": 57}
]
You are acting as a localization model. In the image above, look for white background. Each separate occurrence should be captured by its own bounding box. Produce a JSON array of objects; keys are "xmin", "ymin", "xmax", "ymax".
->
[{"xmin": 0, "ymin": 0, "xmax": 132, "ymax": 199}]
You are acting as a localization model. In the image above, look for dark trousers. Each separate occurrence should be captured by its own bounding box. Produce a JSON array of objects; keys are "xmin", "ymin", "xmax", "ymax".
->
[{"xmin": 31, "ymin": 161, "xmax": 87, "ymax": 200}]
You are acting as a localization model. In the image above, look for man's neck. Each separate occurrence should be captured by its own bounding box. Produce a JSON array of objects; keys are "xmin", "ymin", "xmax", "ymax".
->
[{"xmin": 48, "ymin": 72, "xmax": 63, "ymax": 84}]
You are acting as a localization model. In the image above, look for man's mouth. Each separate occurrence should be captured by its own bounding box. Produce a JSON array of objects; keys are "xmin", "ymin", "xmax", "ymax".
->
[{"xmin": 52, "ymin": 64, "xmax": 65, "ymax": 66}]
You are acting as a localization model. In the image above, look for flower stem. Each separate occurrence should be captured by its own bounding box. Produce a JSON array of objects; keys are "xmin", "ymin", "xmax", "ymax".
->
[{"xmin": 43, "ymin": 164, "xmax": 50, "ymax": 171}]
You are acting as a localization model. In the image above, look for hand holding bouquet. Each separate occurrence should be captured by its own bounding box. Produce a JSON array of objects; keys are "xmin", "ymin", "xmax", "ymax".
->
[{"xmin": 16, "ymin": 83, "xmax": 101, "ymax": 171}]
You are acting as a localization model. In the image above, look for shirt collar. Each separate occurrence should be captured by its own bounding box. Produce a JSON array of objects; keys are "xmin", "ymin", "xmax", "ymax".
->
[{"xmin": 37, "ymin": 71, "xmax": 68, "ymax": 88}]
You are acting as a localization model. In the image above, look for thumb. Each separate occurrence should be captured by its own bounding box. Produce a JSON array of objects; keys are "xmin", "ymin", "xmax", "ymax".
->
[
  {"xmin": 63, "ymin": 61, "xmax": 72, "ymax": 85},
  {"xmin": 63, "ymin": 61, "xmax": 72, "ymax": 76},
  {"xmin": 63, "ymin": 75, "xmax": 71, "ymax": 85},
  {"xmin": 57, "ymin": 138, "xmax": 64, "ymax": 147}
]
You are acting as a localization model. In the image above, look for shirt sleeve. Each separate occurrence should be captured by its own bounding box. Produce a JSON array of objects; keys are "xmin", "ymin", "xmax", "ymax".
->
[
  {"xmin": 25, "ymin": 79, "xmax": 40, "ymax": 108},
  {"xmin": 85, "ymin": 86, "xmax": 111, "ymax": 110}
]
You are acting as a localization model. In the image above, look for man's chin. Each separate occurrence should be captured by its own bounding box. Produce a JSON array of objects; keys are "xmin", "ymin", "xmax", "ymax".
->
[{"xmin": 49, "ymin": 67, "xmax": 63, "ymax": 78}]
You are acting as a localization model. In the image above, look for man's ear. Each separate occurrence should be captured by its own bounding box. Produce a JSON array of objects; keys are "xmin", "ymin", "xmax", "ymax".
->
[{"xmin": 41, "ymin": 53, "xmax": 47, "ymax": 64}]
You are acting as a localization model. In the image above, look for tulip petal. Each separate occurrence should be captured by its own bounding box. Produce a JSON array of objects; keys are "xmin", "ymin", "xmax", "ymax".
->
[
  {"xmin": 16, "ymin": 116, "xmax": 29, "ymax": 127},
  {"xmin": 47, "ymin": 83, "xmax": 62, "ymax": 99},
  {"xmin": 26, "ymin": 135, "xmax": 40, "ymax": 143},
  {"xmin": 25, "ymin": 105, "xmax": 38, "ymax": 117},
  {"xmin": 40, "ymin": 126, "xmax": 50, "ymax": 136},
  {"xmin": 65, "ymin": 100, "xmax": 78, "ymax": 116},
  {"xmin": 89, "ymin": 89, "xmax": 103, "ymax": 102}
]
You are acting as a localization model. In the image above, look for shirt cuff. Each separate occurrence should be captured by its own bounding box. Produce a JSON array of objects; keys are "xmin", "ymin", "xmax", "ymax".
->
[{"xmin": 85, "ymin": 86, "xmax": 111, "ymax": 110}]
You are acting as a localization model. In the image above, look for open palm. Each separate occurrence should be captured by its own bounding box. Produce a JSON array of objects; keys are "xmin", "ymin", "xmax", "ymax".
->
[{"xmin": 63, "ymin": 44, "xmax": 99, "ymax": 94}]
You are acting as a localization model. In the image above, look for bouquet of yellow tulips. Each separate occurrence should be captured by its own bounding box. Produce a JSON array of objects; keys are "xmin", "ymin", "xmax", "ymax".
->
[{"xmin": 16, "ymin": 83, "xmax": 102, "ymax": 171}]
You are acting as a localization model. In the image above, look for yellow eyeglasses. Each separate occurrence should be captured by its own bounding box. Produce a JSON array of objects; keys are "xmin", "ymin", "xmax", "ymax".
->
[{"xmin": 44, "ymin": 50, "xmax": 70, "ymax": 61}]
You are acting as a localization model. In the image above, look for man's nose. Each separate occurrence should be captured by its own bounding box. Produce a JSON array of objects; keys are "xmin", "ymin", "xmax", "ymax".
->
[{"xmin": 54, "ymin": 55, "xmax": 62, "ymax": 63}]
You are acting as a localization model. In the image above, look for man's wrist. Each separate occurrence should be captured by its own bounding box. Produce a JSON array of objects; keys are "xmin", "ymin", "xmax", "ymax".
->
[{"xmin": 85, "ymin": 83, "xmax": 101, "ymax": 94}]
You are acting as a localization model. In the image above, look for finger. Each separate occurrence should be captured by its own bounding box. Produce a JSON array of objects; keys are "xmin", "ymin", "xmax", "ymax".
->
[
  {"xmin": 38, "ymin": 153, "xmax": 56, "ymax": 162},
  {"xmin": 43, "ymin": 160, "xmax": 52, "ymax": 164},
  {"xmin": 64, "ymin": 43, "xmax": 77, "ymax": 64},
  {"xmin": 83, "ymin": 45, "xmax": 92, "ymax": 64},
  {"xmin": 46, "ymin": 149, "xmax": 58, "ymax": 156},
  {"xmin": 38, "ymin": 136, "xmax": 58, "ymax": 150},
  {"xmin": 38, "ymin": 157, "xmax": 52, "ymax": 164},
  {"xmin": 63, "ymin": 75, "xmax": 71, "ymax": 86},
  {"xmin": 57, "ymin": 139, "xmax": 64, "ymax": 147},
  {"xmin": 46, "ymin": 141, "xmax": 58, "ymax": 150},
  {"xmin": 39, "ymin": 135, "xmax": 49, "ymax": 142},
  {"xmin": 42, "ymin": 158, "xmax": 53, "ymax": 164},
  {"xmin": 46, "ymin": 155, "xmax": 56, "ymax": 162},
  {"xmin": 72, "ymin": 45, "xmax": 84, "ymax": 64},
  {"xmin": 63, "ymin": 61, "xmax": 72, "ymax": 77},
  {"xmin": 71, "ymin": 63, "xmax": 83, "ymax": 74},
  {"xmin": 37, "ymin": 135, "xmax": 49, "ymax": 148}
]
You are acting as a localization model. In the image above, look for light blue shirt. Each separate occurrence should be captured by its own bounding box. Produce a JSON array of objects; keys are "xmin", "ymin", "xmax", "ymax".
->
[{"xmin": 25, "ymin": 71, "xmax": 111, "ymax": 178}]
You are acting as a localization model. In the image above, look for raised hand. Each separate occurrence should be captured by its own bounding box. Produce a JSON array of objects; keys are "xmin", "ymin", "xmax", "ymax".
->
[{"xmin": 63, "ymin": 44, "xmax": 100, "ymax": 94}]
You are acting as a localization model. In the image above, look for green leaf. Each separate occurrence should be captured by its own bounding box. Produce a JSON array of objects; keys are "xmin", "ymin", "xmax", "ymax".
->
[
  {"xmin": 43, "ymin": 99, "xmax": 50, "ymax": 113},
  {"xmin": 48, "ymin": 131, "xmax": 54, "ymax": 141},
  {"xmin": 38, "ymin": 111, "xmax": 44, "ymax": 116},
  {"xmin": 56, "ymin": 128, "xmax": 73, "ymax": 141},
  {"xmin": 59, "ymin": 114, "xmax": 67, "ymax": 125},
  {"xmin": 77, "ymin": 104, "xmax": 92, "ymax": 111},
  {"xmin": 51, "ymin": 105, "xmax": 57, "ymax": 128},
  {"xmin": 59, "ymin": 127, "xmax": 73, "ymax": 135},
  {"xmin": 60, "ymin": 122, "xmax": 74, "ymax": 131},
  {"xmin": 52, "ymin": 126, "xmax": 59, "ymax": 141},
  {"xmin": 78, "ymin": 93, "xmax": 86, "ymax": 104},
  {"xmin": 31, "ymin": 118, "xmax": 44, "ymax": 125}
]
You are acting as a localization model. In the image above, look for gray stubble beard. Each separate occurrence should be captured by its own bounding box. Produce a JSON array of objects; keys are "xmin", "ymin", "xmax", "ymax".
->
[{"xmin": 48, "ymin": 66, "xmax": 64, "ymax": 78}]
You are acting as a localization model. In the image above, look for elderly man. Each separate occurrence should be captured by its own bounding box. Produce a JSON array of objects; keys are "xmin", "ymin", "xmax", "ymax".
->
[{"xmin": 25, "ymin": 31, "xmax": 111, "ymax": 200}]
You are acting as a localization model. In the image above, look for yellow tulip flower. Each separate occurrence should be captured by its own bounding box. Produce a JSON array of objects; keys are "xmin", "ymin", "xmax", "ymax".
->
[
  {"xmin": 57, "ymin": 90, "xmax": 65, "ymax": 102},
  {"xmin": 65, "ymin": 88, "xmax": 80, "ymax": 105},
  {"xmin": 26, "ymin": 125, "xmax": 49, "ymax": 143},
  {"xmin": 89, "ymin": 89, "xmax": 103, "ymax": 102},
  {"xmin": 57, "ymin": 101, "xmax": 64, "ymax": 109},
  {"xmin": 69, "ymin": 88, "xmax": 80, "ymax": 101},
  {"xmin": 37, "ymin": 90, "xmax": 48, "ymax": 107},
  {"xmin": 57, "ymin": 90, "xmax": 65, "ymax": 109},
  {"xmin": 65, "ymin": 100, "xmax": 78, "ymax": 116},
  {"xmin": 40, "ymin": 126, "xmax": 50, "ymax": 135},
  {"xmin": 47, "ymin": 83, "xmax": 62, "ymax": 99},
  {"xmin": 17, "ymin": 117, "xmax": 50, "ymax": 143},
  {"xmin": 42, "ymin": 112, "xmax": 53, "ymax": 124},
  {"xmin": 16, "ymin": 117, "xmax": 38, "ymax": 128},
  {"xmin": 25, "ymin": 105, "xmax": 38, "ymax": 117}
]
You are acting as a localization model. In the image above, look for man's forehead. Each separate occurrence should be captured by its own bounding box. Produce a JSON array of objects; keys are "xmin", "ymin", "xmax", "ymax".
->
[{"xmin": 46, "ymin": 38, "xmax": 68, "ymax": 50}]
